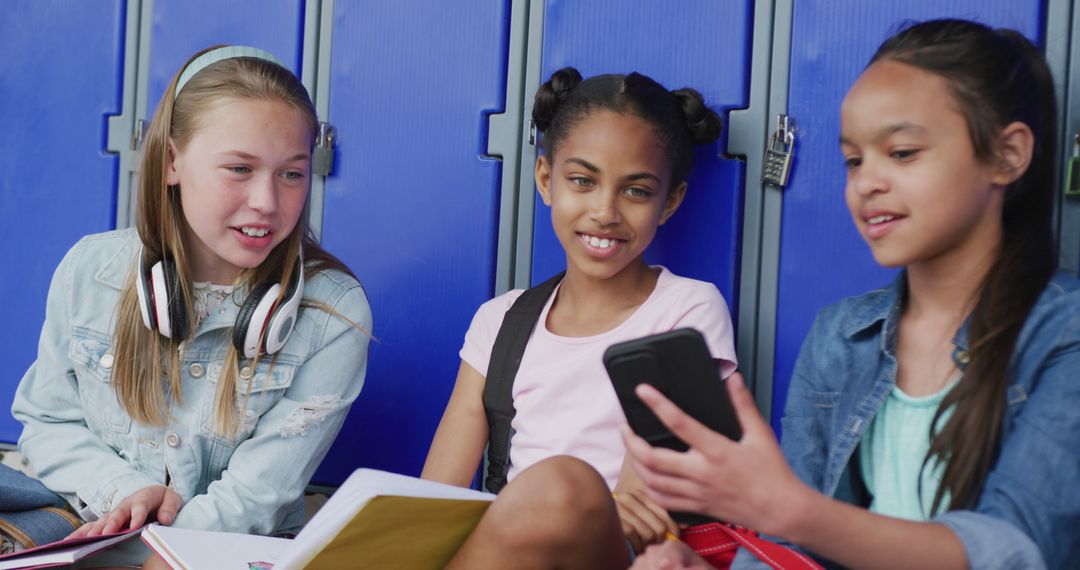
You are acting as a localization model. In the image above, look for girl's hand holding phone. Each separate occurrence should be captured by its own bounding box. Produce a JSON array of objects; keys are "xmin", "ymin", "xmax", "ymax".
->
[
  {"xmin": 623, "ymin": 372, "xmax": 814, "ymax": 538},
  {"xmin": 68, "ymin": 484, "xmax": 183, "ymax": 538}
]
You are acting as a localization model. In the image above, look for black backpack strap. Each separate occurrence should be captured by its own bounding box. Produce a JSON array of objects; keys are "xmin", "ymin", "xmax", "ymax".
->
[{"xmin": 482, "ymin": 271, "xmax": 565, "ymax": 493}]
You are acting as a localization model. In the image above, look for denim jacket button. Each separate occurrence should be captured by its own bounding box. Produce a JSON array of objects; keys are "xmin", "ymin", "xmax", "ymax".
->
[
  {"xmin": 99, "ymin": 354, "xmax": 114, "ymax": 369},
  {"xmin": 188, "ymin": 362, "xmax": 205, "ymax": 379},
  {"xmin": 166, "ymin": 433, "xmax": 181, "ymax": 448},
  {"xmin": 239, "ymin": 366, "xmax": 253, "ymax": 380}
]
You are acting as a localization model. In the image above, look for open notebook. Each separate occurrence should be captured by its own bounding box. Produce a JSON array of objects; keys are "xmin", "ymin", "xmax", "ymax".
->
[
  {"xmin": 0, "ymin": 527, "xmax": 142, "ymax": 569},
  {"xmin": 142, "ymin": 469, "xmax": 495, "ymax": 569}
]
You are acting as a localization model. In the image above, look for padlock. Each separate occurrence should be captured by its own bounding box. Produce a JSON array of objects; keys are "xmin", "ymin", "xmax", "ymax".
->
[
  {"xmin": 313, "ymin": 146, "xmax": 334, "ymax": 177},
  {"xmin": 1066, "ymin": 157, "xmax": 1080, "ymax": 197},
  {"xmin": 313, "ymin": 122, "xmax": 335, "ymax": 176},
  {"xmin": 761, "ymin": 115, "xmax": 795, "ymax": 188},
  {"xmin": 1066, "ymin": 133, "xmax": 1080, "ymax": 197}
]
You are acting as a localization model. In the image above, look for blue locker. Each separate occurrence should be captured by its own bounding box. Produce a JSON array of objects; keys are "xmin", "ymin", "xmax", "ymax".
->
[
  {"xmin": 316, "ymin": 1, "xmax": 511, "ymax": 484},
  {"xmin": 771, "ymin": 2, "xmax": 1044, "ymax": 431},
  {"xmin": 146, "ymin": 0, "xmax": 304, "ymax": 110},
  {"xmin": 531, "ymin": 0, "xmax": 754, "ymax": 316},
  {"xmin": 0, "ymin": 0, "xmax": 126, "ymax": 443}
]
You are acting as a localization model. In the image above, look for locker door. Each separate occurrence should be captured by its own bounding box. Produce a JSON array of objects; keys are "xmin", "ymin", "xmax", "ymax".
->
[
  {"xmin": 0, "ymin": 0, "xmax": 127, "ymax": 443},
  {"xmin": 316, "ymin": 1, "xmax": 511, "ymax": 484},
  {"xmin": 771, "ymin": 3, "xmax": 1044, "ymax": 431},
  {"xmin": 531, "ymin": 0, "xmax": 754, "ymax": 312},
  {"xmin": 146, "ymin": 0, "xmax": 305, "ymax": 112}
]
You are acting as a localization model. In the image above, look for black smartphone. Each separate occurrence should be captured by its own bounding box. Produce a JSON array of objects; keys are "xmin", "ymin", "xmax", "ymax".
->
[
  {"xmin": 604, "ymin": 327, "xmax": 742, "ymax": 451},
  {"xmin": 604, "ymin": 328, "xmax": 741, "ymax": 525}
]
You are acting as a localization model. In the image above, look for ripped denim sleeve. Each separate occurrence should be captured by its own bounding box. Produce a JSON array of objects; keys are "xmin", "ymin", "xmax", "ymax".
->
[{"xmin": 279, "ymin": 395, "xmax": 342, "ymax": 438}]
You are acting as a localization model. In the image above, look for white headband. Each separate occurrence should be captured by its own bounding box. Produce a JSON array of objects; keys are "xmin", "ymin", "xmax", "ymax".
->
[{"xmin": 174, "ymin": 45, "xmax": 284, "ymax": 98}]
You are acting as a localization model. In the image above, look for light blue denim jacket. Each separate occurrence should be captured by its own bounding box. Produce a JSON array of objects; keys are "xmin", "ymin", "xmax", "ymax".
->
[
  {"xmin": 736, "ymin": 270, "xmax": 1080, "ymax": 569},
  {"xmin": 12, "ymin": 229, "xmax": 372, "ymax": 536}
]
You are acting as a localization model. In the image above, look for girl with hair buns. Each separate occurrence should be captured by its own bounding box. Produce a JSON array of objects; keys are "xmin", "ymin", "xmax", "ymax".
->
[
  {"xmin": 9, "ymin": 45, "xmax": 371, "ymax": 559},
  {"xmin": 627, "ymin": 19, "xmax": 1080, "ymax": 569},
  {"xmin": 422, "ymin": 67, "xmax": 737, "ymax": 567}
]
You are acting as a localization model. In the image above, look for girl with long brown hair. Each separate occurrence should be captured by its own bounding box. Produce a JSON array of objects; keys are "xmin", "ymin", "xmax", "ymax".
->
[
  {"xmin": 10, "ymin": 45, "xmax": 371, "ymax": 557},
  {"xmin": 626, "ymin": 19, "xmax": 1079, "ymax": 569}
]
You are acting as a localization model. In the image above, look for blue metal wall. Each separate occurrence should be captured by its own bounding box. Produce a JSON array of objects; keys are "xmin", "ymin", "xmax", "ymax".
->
[
  {"xmin": 146, "ymin": 0, "xmax": 304, "ymax": 111},
  {"xmin": 0, "ymin": 0, "xmax": 126, "ymax": 443},
  {"xmin": 531, "ymin": 0, "xmax": 754, "ymax": 316},
  {"xmin": 771, "ymin": 2, "xmax": 1044, "ymax": 431},
  {"xmin": 316, "ymin": 0, "xmax": 511, "ymax": 484}
]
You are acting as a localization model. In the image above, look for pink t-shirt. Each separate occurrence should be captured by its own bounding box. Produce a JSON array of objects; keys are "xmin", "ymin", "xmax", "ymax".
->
[{"xmin": 459, "ymin": 267, "xmax": 737, "ymax": 488}]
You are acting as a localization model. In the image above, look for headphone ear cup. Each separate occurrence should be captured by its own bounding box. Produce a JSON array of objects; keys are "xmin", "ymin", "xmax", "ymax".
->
[
  {"xmin": 233, "ymin": 281, "xmax": 278, "ymax": 358},
  {"xmin": 263, "ymin": 260, "xmax": 305, "ymax": 355},
  {"xmin": 135, "ymin": 251, "xmax": 158, "ymax": 331},
  {"xmin": 161, "ymin": 257, "xmax": 189, "ymax": 339},
  {"xmin": 150, "ymin": 261, "xmax": 172, "ymax": 338}
]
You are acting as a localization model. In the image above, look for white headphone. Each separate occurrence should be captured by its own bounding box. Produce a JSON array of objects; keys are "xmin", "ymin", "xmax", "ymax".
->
[{"xmin": 135, "ymin": 249, "xmax": 305, "ymax": 358}]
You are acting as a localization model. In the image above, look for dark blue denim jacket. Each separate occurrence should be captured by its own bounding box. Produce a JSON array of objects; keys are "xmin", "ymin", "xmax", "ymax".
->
[{"xmin": 737, "ymin": 270, "xmax": 1080, "ymax": 569}]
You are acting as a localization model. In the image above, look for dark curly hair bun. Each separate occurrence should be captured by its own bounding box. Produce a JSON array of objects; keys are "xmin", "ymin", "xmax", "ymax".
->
[
  {"xmin": 672, "ymin": 87, "xmax": 723, "ymax": 145},
  {"xmin": 532, "ymin": 67, "xmax": 583, "ymax": 132}
]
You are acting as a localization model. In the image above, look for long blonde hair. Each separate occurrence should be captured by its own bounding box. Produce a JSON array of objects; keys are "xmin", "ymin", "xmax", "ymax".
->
[{"xmin": 112, "ymin": 46, "xmax": 355, "ymax": 436}]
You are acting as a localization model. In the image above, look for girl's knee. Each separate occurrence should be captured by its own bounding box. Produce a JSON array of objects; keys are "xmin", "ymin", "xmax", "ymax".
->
[
  {"xmin": 486, "ymin": 456, "xmax": 616, "ymax": 534},
  {"xmin": 451, "ymin": 457, "xmax": 627, "ymax": 568},
  {"xmin": 506, "ymin": 456, "xmax": 610, "ymax": 509}
]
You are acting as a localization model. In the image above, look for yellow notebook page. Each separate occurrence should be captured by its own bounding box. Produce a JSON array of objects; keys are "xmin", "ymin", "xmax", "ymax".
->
[{"xmin": 302, "ymin": 495, "xmax": 491, "ymax": 569}]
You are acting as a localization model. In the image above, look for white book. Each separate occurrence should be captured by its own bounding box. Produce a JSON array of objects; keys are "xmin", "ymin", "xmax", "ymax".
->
[
  {"xmin": 141, "ymin": 526, "xmax": 289, "ymax": 570},
  {"xmin": 142, "ymin": 469, "xmax": 495, "ymax": 569}
]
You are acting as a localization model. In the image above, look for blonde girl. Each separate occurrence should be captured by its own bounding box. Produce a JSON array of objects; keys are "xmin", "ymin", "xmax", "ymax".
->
[{"xmin": 12, "ymin": 46, "xmax": 371, "ymax": 553}]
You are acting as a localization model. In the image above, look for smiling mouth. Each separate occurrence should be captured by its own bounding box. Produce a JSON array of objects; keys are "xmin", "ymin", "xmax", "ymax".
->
[
  {"xmin": 237, "ymin": 226, "xmax": 271, "ymax": 238},
  {"xmin": 861, "ymin": 213, "xmax": 906, "ymax": 240},
  {"xmin": 867, "ymin": 214, "xmax": 898, "ymax": 225},
  {"xmin": 579, "ymin": 232, "xmax": 625, "ymax": 249}
]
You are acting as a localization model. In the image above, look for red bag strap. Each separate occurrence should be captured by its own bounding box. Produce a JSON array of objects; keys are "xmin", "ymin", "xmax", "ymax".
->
[{"xmin": 682, "ymin": 523, "xmax": 823, "ymax": 570}]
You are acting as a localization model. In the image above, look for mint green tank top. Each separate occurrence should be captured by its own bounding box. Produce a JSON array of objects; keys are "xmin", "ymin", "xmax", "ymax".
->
[{"xmin": 859, "ymin": 379, "xmax": 956, "ymax": 520}]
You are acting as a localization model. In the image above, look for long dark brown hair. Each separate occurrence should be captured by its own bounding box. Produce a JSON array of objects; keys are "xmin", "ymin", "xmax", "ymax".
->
[{"xmin": 871, "ymin": 19, "xmax": 1057, "ymax": 514}]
